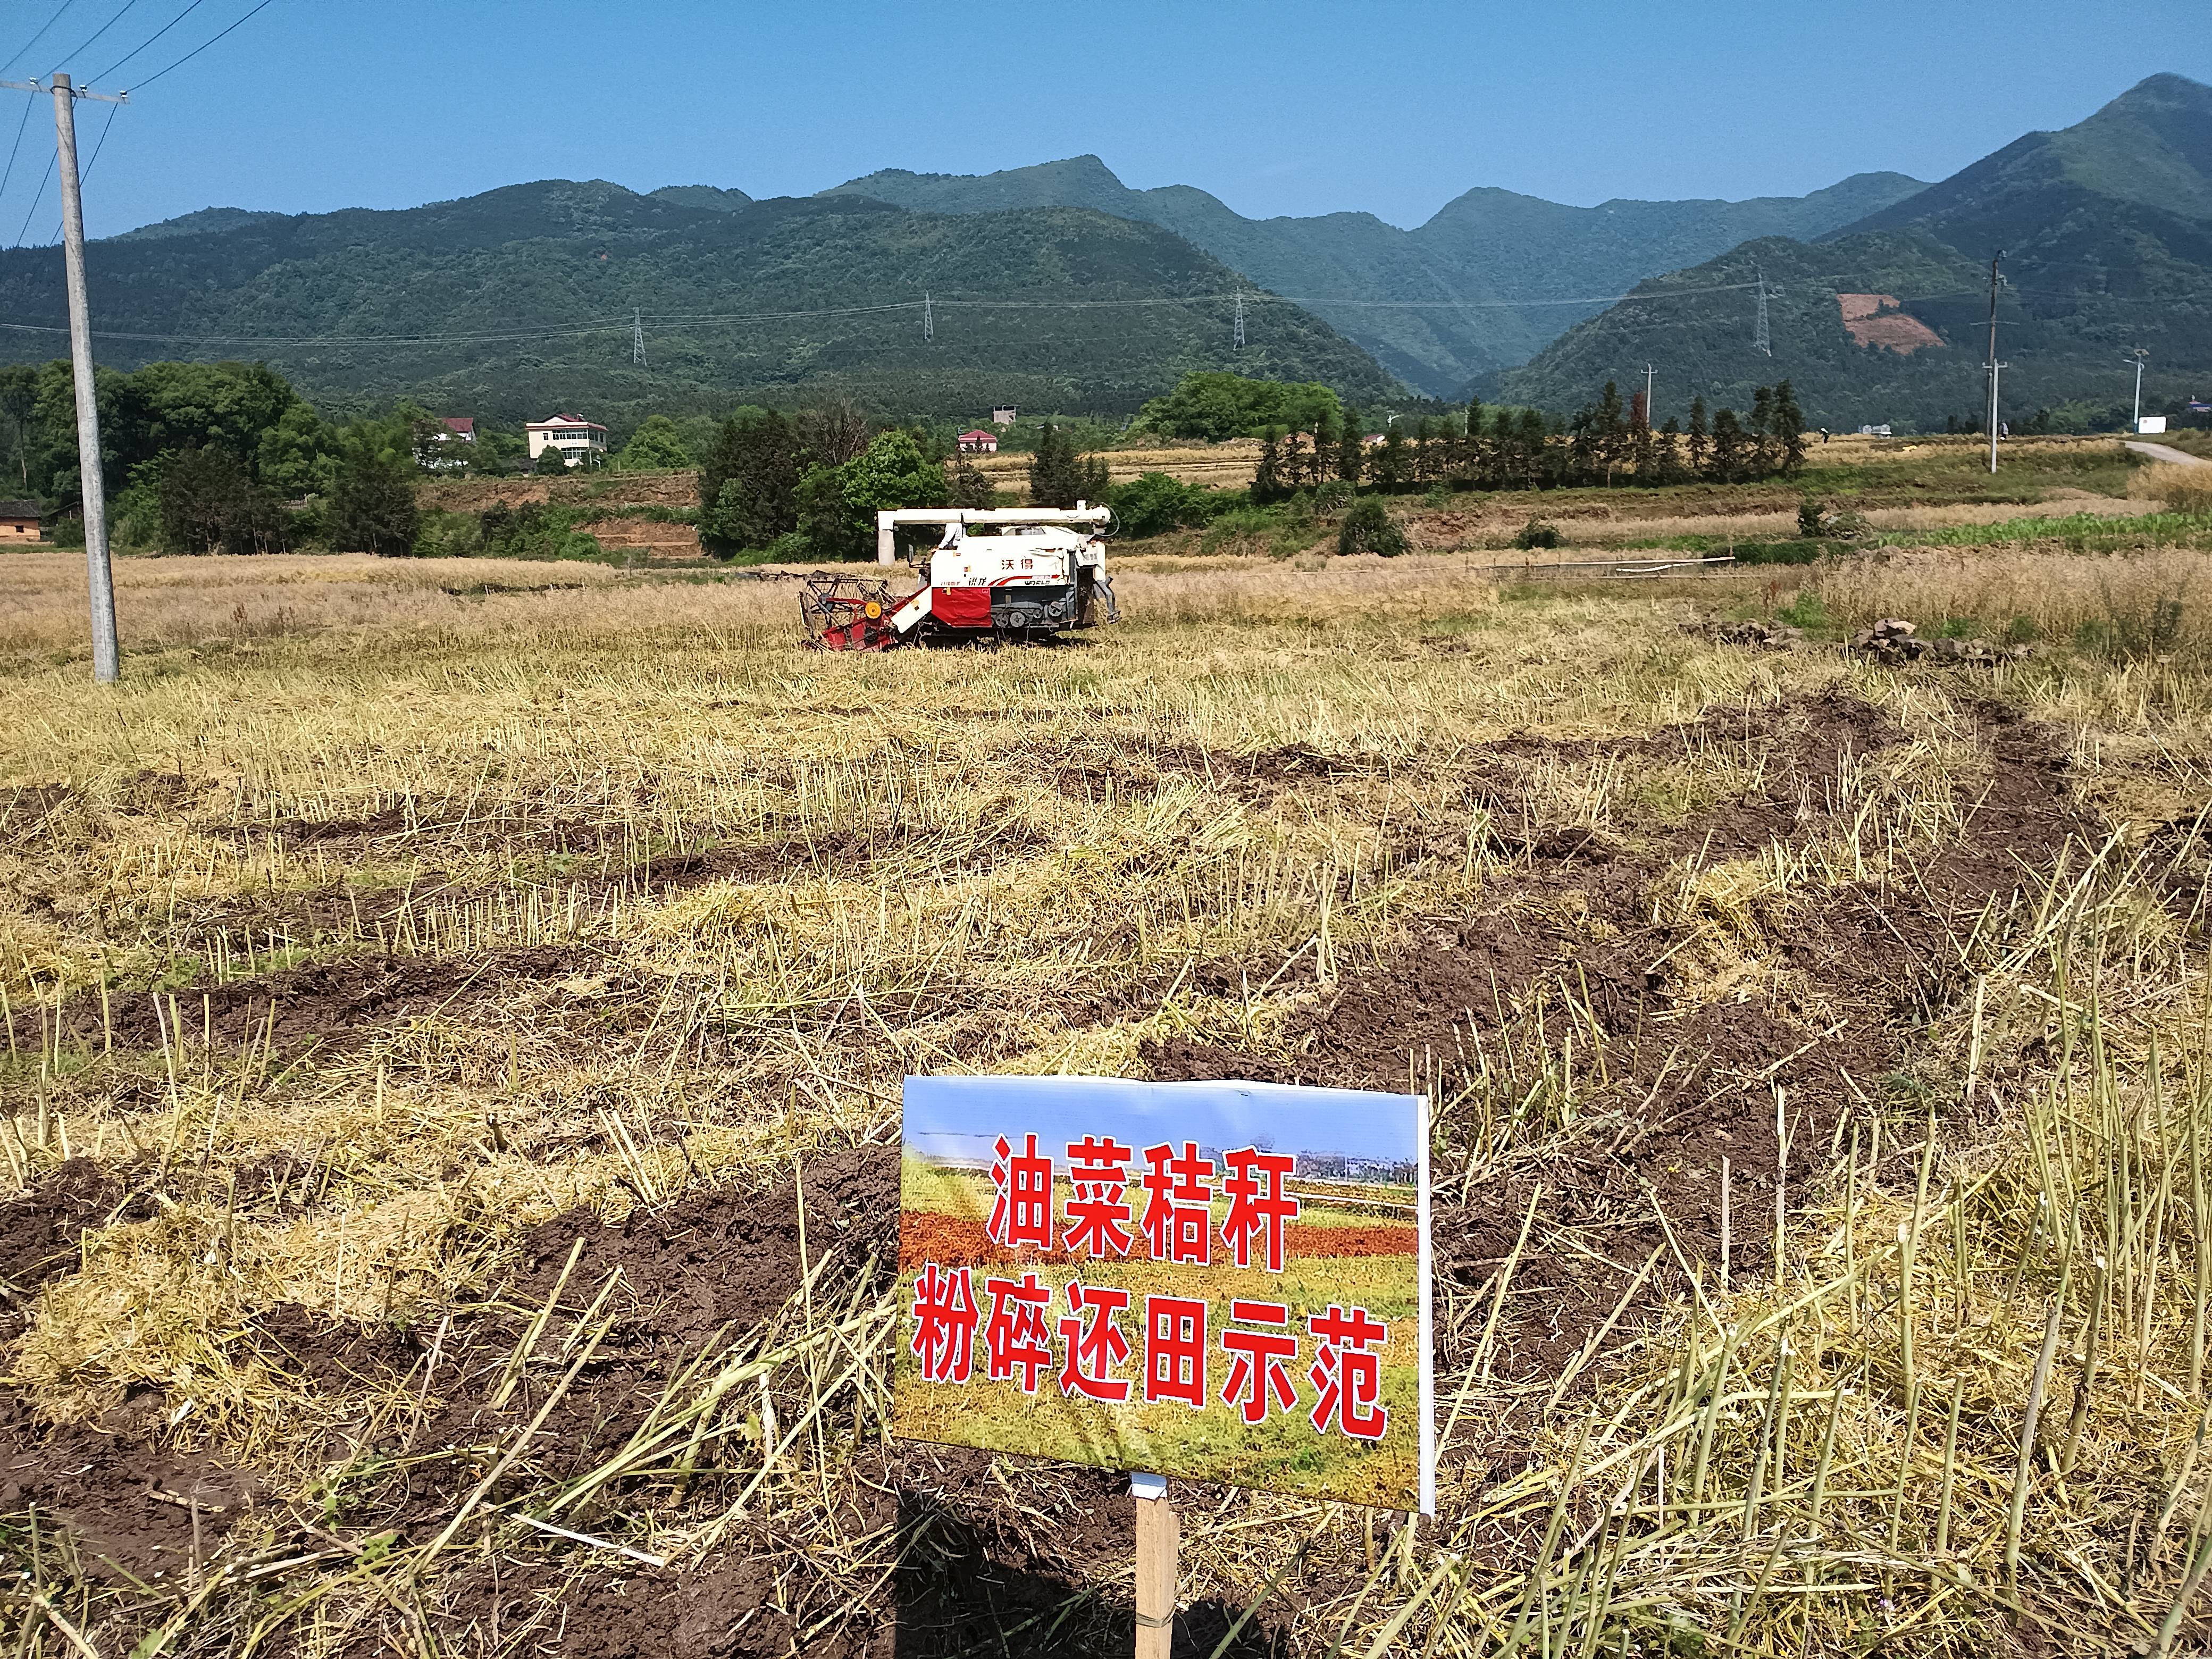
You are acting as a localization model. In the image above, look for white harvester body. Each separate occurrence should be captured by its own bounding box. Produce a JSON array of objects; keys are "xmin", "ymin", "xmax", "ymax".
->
[{"xmin": 875, "ymin": 503, "xmax": 1113, "ymax": 641}]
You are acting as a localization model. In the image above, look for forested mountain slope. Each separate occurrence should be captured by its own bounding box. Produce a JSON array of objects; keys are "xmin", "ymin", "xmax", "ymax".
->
[
  {"xmin": 826, "ymin": 156, "xmax": 1925, "ymax": 395},
  {"xmin": 1500, "ymin": 75, "xmax": 2212, "ymax": 431},
  {"xmin": 0, "ymin": 181, "xmax": 1396, "ymax": 429}
]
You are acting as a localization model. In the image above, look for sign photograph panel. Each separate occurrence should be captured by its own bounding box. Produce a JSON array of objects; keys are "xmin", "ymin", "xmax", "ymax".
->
[{"xmin": 894, "ymin": 1075, "xmax": 1434, "ymax": 1513}]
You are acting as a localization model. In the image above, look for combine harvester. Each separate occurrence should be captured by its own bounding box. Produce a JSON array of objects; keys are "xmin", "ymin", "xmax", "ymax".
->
[{"xmin": 802, "ymin": 503, "xmax": 1117, "ymax": 651}]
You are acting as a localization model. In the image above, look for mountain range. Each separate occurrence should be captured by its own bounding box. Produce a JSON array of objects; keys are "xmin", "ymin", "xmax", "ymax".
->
[
  {"xmin": 1, "ymin": 73, "xmax": 2201, "ymax": 437},
  {"xmin": 1500, "ymin": 74, "xmax": 2212, "ymax": 429},
  {"xmin": 823, "ymin": 158, "xmax": 1925, "ymax": 396},
  {"xmin": 0, "ymin": 186, "xmax": 1395, "ymax": 428}
]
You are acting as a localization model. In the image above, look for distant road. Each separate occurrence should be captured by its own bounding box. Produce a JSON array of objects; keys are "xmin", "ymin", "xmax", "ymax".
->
[{"xmin": 2125, "ymin": 440, "xmax": 2208, "ymax": 467}]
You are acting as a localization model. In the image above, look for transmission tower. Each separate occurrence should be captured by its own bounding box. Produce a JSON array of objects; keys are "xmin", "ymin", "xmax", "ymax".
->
[
  {"xmin": 632, "ymin": 308, "xmax": 646, "ymax": 367},
  {"xmin": 1752, "ymin": 265, "xmax": 1771, "ymax": 357},
  {"xmin": 923, "ymin": 291, "xmax": 934, "ymax": 342},
  {"xmin": 1233, "ymin": 291, "xmax": 1245, "ymax": 351}
]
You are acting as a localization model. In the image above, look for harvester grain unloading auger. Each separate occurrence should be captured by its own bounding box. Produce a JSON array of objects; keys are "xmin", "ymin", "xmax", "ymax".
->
[{"xmin": 802, "ymin": 503, "xmax": 1118, "ymax": 650}]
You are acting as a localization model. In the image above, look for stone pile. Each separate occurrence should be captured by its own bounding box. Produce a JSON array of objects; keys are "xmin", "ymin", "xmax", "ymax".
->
[{"xmin": 1848, "ymin": 618, "xmax": 2030, "ymax": 666}]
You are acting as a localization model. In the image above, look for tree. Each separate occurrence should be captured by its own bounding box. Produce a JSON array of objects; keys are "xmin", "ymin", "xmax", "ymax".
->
[
  {"xmin": 793, "ymin": 429, "xmax": 949, "ymax": 561},
  {"xmin": 1582, "ymin": 382, "xmax": 1623, "ymax": 483},
  {"xmin": 1516, "ymin": 409, "xmax": 1551, "ymax": 489},
  {"xmin": 699, "ymin": 408, "xmax": 800, "ymax": 555},
  {"xmin": 1372, "ymin": 424, "xmax": 1408, "ymax": 491},
  {"xmin": 1028, "ymin": 425, "xmax": 1107, "ymax": 508},
  {"xmin": 255, "ymin": 403, "xmax": 334, "ymax": 498},
  {"xmin": 1749, "ymin": 387, "xmax": 1778, "ymax": 476},
  {"xmin": 534, "ymin": 442, "xmax": 570, "ymax": 476},
  {"xmin": 1337, "ymin": 497, "xmax": 1408, "ymax": 557},
  {"xmin": 1686, "ymin": 397, "xmax": 1710, "ymax": 479},
  {"xmin": 1111, "ymin": 472, "xmax": 1214, "ymax": 538},
  {"xmin": 1708, "ymin": 408, "xmax": 1748, "ymax": 482},
  {"xmin": 156, "ymin": 445, "xmax": 249, "ymax": 555},
  {"xmin": 1774, "ymin": 380, "xmax": 1808, "ymax": 474},
  {"xmin": 329, "ymin": 431, "xmax": 420, "ymax": 556},
  {"xmin": 1251, "ymin": 429, "xmax": 1285, "ymax": 502},
  {"xmin": 1654, "ymin": 417, "xmax": 1683, "ymax": 485},
  {"xmin": 613, "ymin": 415, "xmax": 693, "ymax": 471},
  {"xmin": 948, "ymin": 451, "xmax": 996, "ymax": 509},
  {"xmin": 1028, "ymin": 424, "xmax": 1076, "ymax": 507},
  {"xmin": 1134, "ymin": 371, "xmax": 1342, "ymax": 441},
  {"xmin": 1336, "ymin": 407, "xmax": 1364, "ymax": 485}
]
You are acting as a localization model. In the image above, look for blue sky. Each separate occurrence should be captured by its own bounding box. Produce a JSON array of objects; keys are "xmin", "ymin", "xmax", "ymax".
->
[
  {"xmin": 0, "ymin": 1, "xmax": 2202, "ymax": 241},
  {"xmin": 903, "ymin": 1076, "xmax": 1422, "ymax": 1169}
]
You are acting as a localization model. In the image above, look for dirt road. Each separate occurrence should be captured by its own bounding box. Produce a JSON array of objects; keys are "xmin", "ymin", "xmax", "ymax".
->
[{"xmin": 2125, "ymin": 440, "xmax": 2208, "ymax": 466}]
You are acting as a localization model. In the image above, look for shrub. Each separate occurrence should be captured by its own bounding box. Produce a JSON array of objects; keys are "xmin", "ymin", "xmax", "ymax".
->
[
  {"xmin": 1735, "ymin": 540, "xmax": 1823, "ymax": 566},
  {"xmin": 1338, "ymin": 497, "xmax": 1410, "ymax": 558},
  {"xmin": 2138, "ymin": 462, "xmax": 2212, "ymax": 516},
  {"xmin": 1108, "ymin": 472, "xmax": 1240, "ymax": 538},
  {"xmin": 1512, "ymin": 517, "xmax": 1561, "ymax": 550},
  {"xmin": 1313, "ymin": 480, "xmax": 1352, "ymax": 513}
]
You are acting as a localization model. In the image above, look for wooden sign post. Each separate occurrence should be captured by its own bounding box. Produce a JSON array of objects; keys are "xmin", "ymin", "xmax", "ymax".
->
[
  {"xmin": 892, "ymin": 1076, "xmax": 1436, "ymax": 1647},
  {"xmin": 1132, "ymin": 1471, "xmax": 1176, "ymax": 1657}
]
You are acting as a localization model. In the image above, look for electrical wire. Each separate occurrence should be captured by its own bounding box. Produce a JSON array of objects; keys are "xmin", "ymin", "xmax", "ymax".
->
[
  {"xmin": 0, "ymin": 89, "xmax": 33, "ymax": 211},
  {"xmin": 128, "ymin": 0, "xmax": 276, "ymax": 90},
  {"xmin": 50, "ymin": 0, "xmax": 146, "ymax": 73},
  {"xmin": 89, "ymin": 0, "xmax": 205, "ymax": 82},
  {"xmin": 0, "ymin": 0, "xmax": 80, "ymax": 78},
  {"xmin": 12, "ymin": 150, "xmax": 55, "ymax": 247}
]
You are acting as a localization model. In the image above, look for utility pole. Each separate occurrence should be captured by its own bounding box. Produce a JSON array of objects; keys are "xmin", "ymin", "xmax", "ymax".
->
[
  {"xmin": 1, "ymin": 72, "xmax": 127, "ymax": 683},
  {"xmin": 1643, "ymin": 363, "xmax": 1657, "ymax": 427},
  {"xmin": 632, "ymin": 307, "xmax": 646, "ymax": 367},
  {"xmin": 1983, "ymin": 250, "xmax": 2005, "ymax": 475},
  {"xmin": 2127, "ymin": 348, "xmax": 2147, "ymax": 430}
]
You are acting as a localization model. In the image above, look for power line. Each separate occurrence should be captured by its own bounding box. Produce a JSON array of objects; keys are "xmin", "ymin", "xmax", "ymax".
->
[
  {"xmin": 13, "ymin": 150, "xmax": 55, "ymax": 247},
  {"xmin": 0, "ymin": 1, "xmax": 81, "ymax": 78},
  {"xmin": 91, "ymin": 0, "xmax": 207, "ymax": 82},
  {"xmin": 128, "ymin": 0, "xmax": 276, "ymax": 90},
  {"xmin": 0, "ymin": 87, "xmax": 33, "ymax": 207},
  {"xmin": 51, "ymin": 0, "xmax": 146, "ymax": 72}
]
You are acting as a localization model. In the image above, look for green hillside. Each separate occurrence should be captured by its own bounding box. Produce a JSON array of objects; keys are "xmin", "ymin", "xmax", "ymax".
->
[
  {"xmin": 0, "ymin": 181, "xmax": 1397, "ymax": 431},
  {"xmin": 1501, "ymin": 74, "xmax": 2212, "ymax": 431},
  {"xmin": 825, "ymin": 157, "xmax": 1925, "ymax": 396}
]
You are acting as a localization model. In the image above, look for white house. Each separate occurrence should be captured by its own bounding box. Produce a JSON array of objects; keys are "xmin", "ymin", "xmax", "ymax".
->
[
  {"xmin": 418, "ymin": 416, "xmax": 476, "ymax": 470},
  {"xmin": 526, "ymin": 414, "xmax": 609, "ymax": 467},
  {"xmin": 991, "ymin": 406, "xmax": 1018, "ymax": 428},
  {"xmin": 958, "ymin": 429, "xmax": 1000, "ymax": 454}
]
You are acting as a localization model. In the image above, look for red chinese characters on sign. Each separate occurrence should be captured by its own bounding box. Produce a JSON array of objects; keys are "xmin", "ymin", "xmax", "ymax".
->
[
  {"xmin": 983, "ymin": 1271, "xmax": 1054, "ymax": 1395},
  {"xmin": 1062, "ymin": 1135, "xmax": 1136, "ymax": 1259},
  {"xmin": 911, "ymin": 1126, "xmax": 1401, "ymax": 1453},
  {"xmin": 1220, "ymin": 1147, "xmax": 1299, "ymax": 1271},
  {"xmin": 910, "ymin": 1262, "xmax": 979, "ymax": 1384},
  {"xmin": 1058, "ymin": 1281, "xmax": 1133, "ymax": 1402},
  {"xmin": 1141, "ymin": 1142, "xmax": 1215, "ymax": 1265},
  {"xmin": 1219, "ymin": 1299, "xmax": 1299, "ymax": 1426},
  {"xmin": 987, "ymin": 1132, "xmax": 1054, "ymax": 1249},
  {"xmin": 1144, "ymin": 1294, "xmax": 1209, "ymax": 1409},
  {"xmin": 1308, "ymin": 1303, "xmax": 1390, "ymax": 1440}
]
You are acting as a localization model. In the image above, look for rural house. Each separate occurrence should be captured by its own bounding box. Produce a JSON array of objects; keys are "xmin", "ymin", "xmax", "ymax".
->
[
  {"xmin": 991, "ymin": 406, "xmax": 1018, "ymax": 428},
  {"xmin": 419, "ymin": 416, "xmax": 476, "ymax": 470},
  {"xmin": 0, "ymin": 500, "xmax": 41, "ymax": 542},
  {"xmin": 957, "ymin": 429, "xmax": 999, "ymax": 454},
  {"xmin": 526, "ymin": 414, "xmax": 609, "ymax": 467}
]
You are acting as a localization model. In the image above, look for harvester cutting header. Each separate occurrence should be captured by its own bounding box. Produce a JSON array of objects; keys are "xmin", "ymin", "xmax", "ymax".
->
[{"xmin": 802, "ymin": 503, "xmax": 1117, "ymax": 651}]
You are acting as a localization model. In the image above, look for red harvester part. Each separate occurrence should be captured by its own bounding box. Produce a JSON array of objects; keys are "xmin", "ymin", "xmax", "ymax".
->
[{"xmin": 802, "ymin": 573, "xmax": 901, "ymax": 651}]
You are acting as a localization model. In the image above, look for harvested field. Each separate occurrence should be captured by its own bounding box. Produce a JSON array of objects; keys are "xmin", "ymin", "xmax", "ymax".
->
[{"xmin": 1, "ymin": 539, "xmax": 2210, "ymax": 1655}]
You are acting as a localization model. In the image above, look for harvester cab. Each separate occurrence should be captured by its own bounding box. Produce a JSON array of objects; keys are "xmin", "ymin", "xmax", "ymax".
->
[{"xmin": 803, "ymin": 503, "xmax": 1116, "ymax": 651}]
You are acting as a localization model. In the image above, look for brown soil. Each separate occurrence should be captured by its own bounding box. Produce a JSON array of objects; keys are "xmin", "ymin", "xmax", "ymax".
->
[
  {"xmin": 0, "ymin": 1160, "xmax": 153, "ymax": 1337},
  {"xmin": 47, "ymin": 945, "xmax": 590, "ymax": 1055},
  {"xmin": 1147, "ymin": 692, "xmax": 2100, "ymax": 1389}
]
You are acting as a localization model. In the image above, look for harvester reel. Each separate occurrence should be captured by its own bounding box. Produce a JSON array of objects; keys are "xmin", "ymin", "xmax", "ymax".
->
[{"xmin": 802, "ymin": 573, "xmax": 899, "ymax": 651}]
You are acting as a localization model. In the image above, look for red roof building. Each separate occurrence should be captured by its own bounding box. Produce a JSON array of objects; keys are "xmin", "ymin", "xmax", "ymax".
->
[{"xmin": 958, "ymin": 429, "xmax": 1000, "ymax": 454}]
